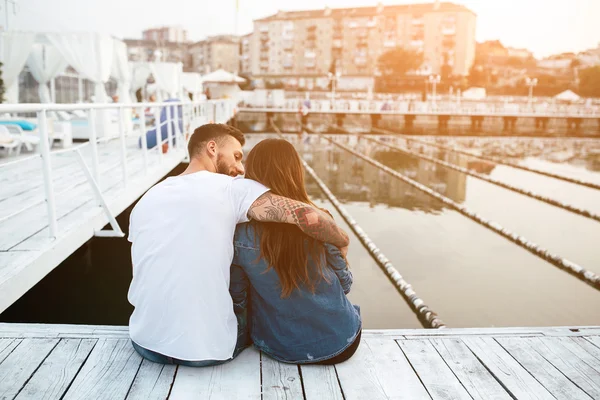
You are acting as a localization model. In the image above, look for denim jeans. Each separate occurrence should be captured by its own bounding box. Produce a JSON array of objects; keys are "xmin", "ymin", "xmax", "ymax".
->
[{"xmin": 132, "ymin": 303, "xmax": 250, "ymax": 367}]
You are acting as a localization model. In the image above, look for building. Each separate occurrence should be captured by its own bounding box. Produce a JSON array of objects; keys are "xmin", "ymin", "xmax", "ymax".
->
[
  {"xmin": 142, "ymin": 26, "xmax": 188, "ymax": 43},
  {"xmin": 240, "ymin": 33, "xmax": 253, "ymax": 75},
  {"xmin": 250, "ymin": 2, "xmax": 476, "ymax": 89},
  {"xmin": 124, "ymin": 39, "xmax": 189, "ymax": 66},
  {"xmin": 189, "ymin": 35, "xmax": 241, "ymax": 75}
]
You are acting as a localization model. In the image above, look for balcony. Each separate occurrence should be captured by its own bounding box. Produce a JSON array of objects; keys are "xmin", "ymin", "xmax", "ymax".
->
[
  {"xmin": 283, "ymin": 40, "xmax": 293, "ymax": 50},
  {"xmin": 366, "ymin": 19, "xmax": 377, "ymax": 28},
  {"xmin": 282, "ymin": 32, "xmax": 294, "ymax": 41},
  {"xmin": 283, "ymin": 62, "xmax": 294, "ymax": 69},
  {"xmin": 260, "ymin": 62, "xmax": 269, "ymax": 69},
  {"xmin": 348, "ymin": 21, "xmax": 358, "ymax": 29},
  {"xmin": 260, "ymin": 53, "xmax": 269, "ymax": 61},
  {"xmin": 333, "ymin": 30, "xmax": 343, "ymax": 39},
  {"xmin": 259, "ymin": 25, "xmax": 269, "ymax": 33},
  {"xmin": 383, "ymin": 40, "xmax": 396, "ymax": 48},
  {"xmin": 412, "ymin": 18, "xmax": 424, "ymax": 26},
  {"xmin": 410, "ymin": 40, "xmax": 424, "ymax": 48},
  {"xmin": 304, "ymin": 50, "xmax": 316, "ymax": 59},
  {"xmin": 357, "ymin": 30, "xmax": 368, "ymax": 38},
  {"xmin": 443, "ymin": 38, "xmax": 456, "ymax": 48},
  {"xmin": 332, "ymin": 39, "xmax": 342, "ymax": 48},
  {"xmin": 306, "ymin": 33, "xmax": 317, "ymax": 41},
  {"xmin": 260, "ymin": 44, "xmax": 269, "ymax": 52}
]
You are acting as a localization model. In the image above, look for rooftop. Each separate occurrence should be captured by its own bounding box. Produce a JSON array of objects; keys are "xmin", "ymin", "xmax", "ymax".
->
[{"xmin": 255, "ymin": 2, "xmax": 475, "ymax": 22}]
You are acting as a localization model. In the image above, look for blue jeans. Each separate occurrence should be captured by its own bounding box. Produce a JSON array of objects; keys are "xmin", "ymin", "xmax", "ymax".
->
[{"xmin": 132, "ymin": 303, "xmax": 250, "ymax": 367}]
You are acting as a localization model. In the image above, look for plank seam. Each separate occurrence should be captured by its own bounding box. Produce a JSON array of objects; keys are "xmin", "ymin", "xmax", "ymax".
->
[
  {"xmin": 58, "ymin": 338, "xmax": 99, "ymax": 400},
  {"xmin": 461, "ymin": 339, "xmax": 518, "ymax": 400},
  {"xmin": 332, "ymin": 364, "xmax": 347, "ymax": 400},
  {"xmin": 393, "ymin": 340, "xmax": 434, "ymax": 400},
  {"xmin": 0, "ymin": 338, "xmax": 22, "ymax": 365},
  {"xmin": 428, "ymin": 339, "xmax": 476, "ymax": 399},
  {"xmin": 13, "ymin": 338, "xmax": 62, "ymax": 398},
  {"xmin": 296, "ymin": 364, "xmax": 308, "ymax": 400},
  {"xmin": 123, "ymin": 355, "xmax": 144, "ymax": 399},
  {"xmin": 165, "ymin": 365, "xmax": 179, "ymax": 400}
]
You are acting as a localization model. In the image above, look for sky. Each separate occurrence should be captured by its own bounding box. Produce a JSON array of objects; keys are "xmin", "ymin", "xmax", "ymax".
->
[{"xmin": 7, "ymin": 0, "xmax": 600, "ymax": 58}]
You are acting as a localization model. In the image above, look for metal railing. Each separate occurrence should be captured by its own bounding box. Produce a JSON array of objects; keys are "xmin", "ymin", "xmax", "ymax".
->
[
  {"xmin": 0, "ymin": 99, "xmax": 236, "ymax": 239},
  {"xmin": 241, "ymin": 99, "xmax": 600, "ymax": 118}
]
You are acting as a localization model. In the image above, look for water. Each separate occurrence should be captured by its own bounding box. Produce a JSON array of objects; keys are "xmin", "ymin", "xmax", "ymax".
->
[{"xmin": 244, "ymin": 133, "xmax": 600, "ymax": 328}]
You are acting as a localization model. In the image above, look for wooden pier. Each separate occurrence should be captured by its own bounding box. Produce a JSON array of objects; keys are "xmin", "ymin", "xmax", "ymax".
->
[{"xmin": 1, "ymin": 323, "xmax": 599, "ymax": 399}]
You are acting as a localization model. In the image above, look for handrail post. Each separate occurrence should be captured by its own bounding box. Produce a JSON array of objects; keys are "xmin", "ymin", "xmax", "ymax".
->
[
  {"xmin": 166, "ymin": 103, "xmax": 174, "ymax": 153},
  {"xmin": 155, "ymin": 105, "xmax": 163, "ymax": 163},
  {"xmin": 118, "ymin": 106, "xmax": 128, "ymax": 187},
  {"xmin": 88, "ymin": 108, "xmax": 100, "ymax": 185},
  {"xmin": 173, "ymin": 103, "xmax": 181, "ymax": 148},
  {"xmin": 38, "ymin": 109, "xmax": 58, "ymax": 238},
  {"xmin": 138, "ymin": 106, "xmax": 148, "ymax": 174}
]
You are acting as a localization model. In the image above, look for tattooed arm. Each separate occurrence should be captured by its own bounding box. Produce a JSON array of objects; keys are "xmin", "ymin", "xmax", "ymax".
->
[{"xmin": 247, "ymin": 192, "xmax": 349, "ymax": 248}]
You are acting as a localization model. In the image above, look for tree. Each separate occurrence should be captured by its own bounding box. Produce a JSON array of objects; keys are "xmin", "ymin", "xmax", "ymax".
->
[
  {"xmin": 377, "ymin": 47, "xmax": 423, "ymax": 77},
  {"xmin": 579, "ymin": 66, "xmax": 600, "ymax": 97}
]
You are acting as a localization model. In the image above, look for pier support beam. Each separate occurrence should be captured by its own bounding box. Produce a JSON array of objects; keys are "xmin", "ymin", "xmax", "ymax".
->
[
  {"xmin": 336, "ymin": 113, "xmax": 346, "ymax": 129},
  {"xmin": 503, "ymin": 116, "xmax": 517, "ymax": 132},
  {"xmin": 404, "ymin": 115, "xmax": 416, "ymax": 130},
  {"xmin": 470, "ymin": 116, "xmax": 484, "ymax": 130},
  {"xmin": 370, "ymin": 114, "xmax": 381, "ymax": 130},
  {"xmin": 438, "ymin": 115, "xmax": 450, "ymax": 133},
  {"xmin": 567, "ymin": 118, "xmax": 583, "ymax": 134},
  {"xmin": 535, "ymin": 117, "xmax": 549, "ymax": 131}
]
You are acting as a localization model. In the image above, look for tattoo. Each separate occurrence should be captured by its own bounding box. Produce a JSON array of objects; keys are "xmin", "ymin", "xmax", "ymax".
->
[{"xmin": 248, "ymin": 193, "xmax": 349, "ymax": 247}]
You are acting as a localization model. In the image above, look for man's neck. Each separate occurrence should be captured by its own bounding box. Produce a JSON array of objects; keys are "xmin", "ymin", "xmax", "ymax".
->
[{"xmin": 181, "ymin": 157, "xmax": 216, "ymax": 176}]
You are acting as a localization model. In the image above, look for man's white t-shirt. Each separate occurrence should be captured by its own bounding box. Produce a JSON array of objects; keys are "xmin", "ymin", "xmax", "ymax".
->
[{"xmin": 128, "ymin": 171, "xmax": 269, "ymax": 361}]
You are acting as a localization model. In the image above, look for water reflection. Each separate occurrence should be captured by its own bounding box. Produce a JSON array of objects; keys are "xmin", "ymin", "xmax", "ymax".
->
[{"xmin": 243, "ymin": 134, "xmax": 600, "ymax": 328}]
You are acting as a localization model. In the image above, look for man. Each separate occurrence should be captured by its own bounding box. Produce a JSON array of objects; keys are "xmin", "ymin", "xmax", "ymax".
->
[{"xmin": 128, "ymin": 123, "xmax": 349, "ymax": 366}]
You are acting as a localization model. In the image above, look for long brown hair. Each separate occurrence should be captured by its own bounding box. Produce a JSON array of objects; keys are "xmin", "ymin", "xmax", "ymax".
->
[{"xmin": 245, "ymin": 138, "xmax": 327, "ymax": 298}]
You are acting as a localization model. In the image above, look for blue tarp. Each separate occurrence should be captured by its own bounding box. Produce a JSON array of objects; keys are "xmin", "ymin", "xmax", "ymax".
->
[{"xmin": 139, "ymin": 99, "xmax": 184, "ymax": 149}]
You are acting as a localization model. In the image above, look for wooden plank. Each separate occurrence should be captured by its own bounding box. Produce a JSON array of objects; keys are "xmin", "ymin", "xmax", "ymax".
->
[
  {"xmin": 15, "ymin": 339, "xmax": 97, "ymax": 400},
  {"xmin": 528, "ymin": 337, "xmax": 600, "ymax": 399},
  {"xmin": 0, "ymin": 338, "xmax": 22, "ymax": 363},
  {"xmin": 126, "ymin": 359, "xmax": 177, "ymax": 400},
  {"xmin": 169, "ymin": 347, "xmax": 261, "ymax": 399},
  {"xmin": 554, "ymin": 337, "xmax": 600, "ymax": 370},
  {"xmin": 335, "ymin": 337, "xmax": 430, "ymax": 399},
  {"xmin": 62, "ymin": 338, "xmax": 141, "ymax": 400},
  {"xmin": 496, "ymin": 337, "xmax": 592, "ymax": 400},
  {"xmin": 261, "ymin": 355, "xmax": 304, "ymax": 399},
  {"xmin": 397, "ymin": 339, "xmax": 472, "ymax": 400},
  {"xmin": 462, "ymin": 337, "xmax": 555, "ymax": 400},
  {"xmin": 300, "ymin": 365, "xmax": 344, "ymax": 400},
  {"xmin": 430, "ymin": 338, "xmax": 511, "ymax": 400},
  {"xmin": 0, "ymin": 323, "xmax": 129, "ymax": 338},
  {"xmin": 584, "ymin": 335, "xmax": 600, "ymax": 350},
  {"xmin": 0, "ymin": 338, "xmax": 59, "ymax": 399}
]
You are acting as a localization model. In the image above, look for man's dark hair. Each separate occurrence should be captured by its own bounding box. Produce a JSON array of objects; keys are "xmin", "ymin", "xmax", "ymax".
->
[{"xmin": 187, "ymin": 123, "xmax": 245, "ymax": 158}]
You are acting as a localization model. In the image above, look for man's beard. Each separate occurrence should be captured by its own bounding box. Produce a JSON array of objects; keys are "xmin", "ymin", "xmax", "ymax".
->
[{"xmin": 216, "ymin": 154, "xmax": 232, "ymax": 176}]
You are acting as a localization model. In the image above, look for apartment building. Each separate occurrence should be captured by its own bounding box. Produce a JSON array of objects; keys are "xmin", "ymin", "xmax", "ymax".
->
[
  {"xmin": 143, "ymin": 26, "xmax": 188, "ymax": 44},
  {"xmin": 250, "ymin": 2, "xmax": 476, "ymax": 89},
  {"xmin": 240, "ymin": 33, "xmax": 253, "ymax": 74},
  {"xmin": 124, "ymin": 39, "xmax": 188, "ymax": 65},
  {"xmin": 189, "ymin": 35, "xmax": 241, "ymax": 75}
]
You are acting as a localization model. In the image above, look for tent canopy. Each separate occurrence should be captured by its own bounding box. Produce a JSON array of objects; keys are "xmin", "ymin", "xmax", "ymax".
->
[
  {"xmin": 462, "ymin": 87, "xmax": 487, "ymax": 100},
  {"xmin": 201, "ymin": 69, "xmax": 246, "ymax": 84},
  {"xmin": 554, "ymin": 90, "xmax": 580, "ymax": 101}
]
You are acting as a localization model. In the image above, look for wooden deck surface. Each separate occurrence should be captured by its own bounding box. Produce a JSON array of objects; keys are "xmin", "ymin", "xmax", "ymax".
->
[
  {"xmin": 0, "ymin": 139, "xmax": 185, "ymax": 314},
  {"xmin": 1, "ymin": 323, "xmax": 599, "ymax": 399}
]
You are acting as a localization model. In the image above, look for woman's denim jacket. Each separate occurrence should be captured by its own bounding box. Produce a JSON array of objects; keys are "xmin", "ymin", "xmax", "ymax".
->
[{"xmin": 230, "ymin": 223, "xmax": 361, "ymax": 364}]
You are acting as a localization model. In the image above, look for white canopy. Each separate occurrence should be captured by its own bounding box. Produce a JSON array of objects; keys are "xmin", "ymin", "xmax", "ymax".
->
[
  {"xmin": 0, "ymin": 32, "xmax": 36, "ymax": 103},
  {"xmin": 554, "ymin": 90, "xmax": 580, "ymax": 101},
  {"xmin": 46, "ymin": 32, "xmax": 115, "ymax": 103},
  {"xmin": 111, "ymin": 39, "xmax": 133, "ymax": 104},
  {"xmin": 182, "ymin": 72, "xmax": 203, "ymax": 99},
  {"xmin": 26, "ymin": 42, "xmax": 68, "ymax": 103},
  {"xmin": 149, "ymin": 62, "xmax": 183, "ymax": 100},
  {"xmin": 201, "ymin": 69, "xmax": 246, "ymax": 84}
]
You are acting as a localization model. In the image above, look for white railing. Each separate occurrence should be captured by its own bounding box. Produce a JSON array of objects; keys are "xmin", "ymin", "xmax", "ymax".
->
[
  {"xmin": 242, "ymin": 99, "xmax": 600, "ymax": 118},
  {"xmin": 0, "ymin": 99, "xmax": 236, "ymax": 239}
]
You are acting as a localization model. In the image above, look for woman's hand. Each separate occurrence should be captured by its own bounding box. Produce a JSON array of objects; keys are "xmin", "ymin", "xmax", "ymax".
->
[{"xmin": 339, "ymin": 245, "xmax": 349, "ymax": 258}]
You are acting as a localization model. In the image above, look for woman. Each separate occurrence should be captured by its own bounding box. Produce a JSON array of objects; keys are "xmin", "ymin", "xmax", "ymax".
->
[{"xmin": 230, "ymin": 138, "xmax": 361, "ymax": 364}]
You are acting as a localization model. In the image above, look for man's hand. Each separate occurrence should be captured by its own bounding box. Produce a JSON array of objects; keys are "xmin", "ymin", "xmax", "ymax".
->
[{"xmin": 248, "ymin": 192, "xmax": 349, "ymax": 248}]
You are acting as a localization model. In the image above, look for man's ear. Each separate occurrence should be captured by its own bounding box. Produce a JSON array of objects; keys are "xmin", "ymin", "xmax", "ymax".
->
[{"xmin": 206, "ymin": 140, "xmax": 217, "ymax": 156}]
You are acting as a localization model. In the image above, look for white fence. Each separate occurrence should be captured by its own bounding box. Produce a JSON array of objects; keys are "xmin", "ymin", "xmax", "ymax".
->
[{"xmin": 0, "ymin": 99, "xmax": 236, "ymax": 239}]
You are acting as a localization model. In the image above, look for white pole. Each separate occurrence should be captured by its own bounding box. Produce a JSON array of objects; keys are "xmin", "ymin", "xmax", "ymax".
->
[
  {"xmin": 78, "ymin": 76, "xmax": 83, "ymax": 103},
  {"xmin": 50, "ymin": 78, "xmax": 56, "ymax": 103},
  {"xmin": 155, "ymin": 105, "xmax": 163, "ymax": 163},
  {"xmin": 166, "ymin": 104, "xmax": 174, "ymax": 152},
  {"xmin": 173, "ymin": 103, "xmax": 181, "ymax": 147},
  {"xmin": 138, "ymin": 106, "xmax": 148, "ymax": 174},
  {"xmin": 118, "ymin": 107, "xmax": 128, "ymax": 187},
  {"xmin": 38, "ymin": 110, "xmax": 58, "ymax": 238},
  {"xmin": 88, "ymin": 108, "xmax": 100, "ymax": 185}
]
